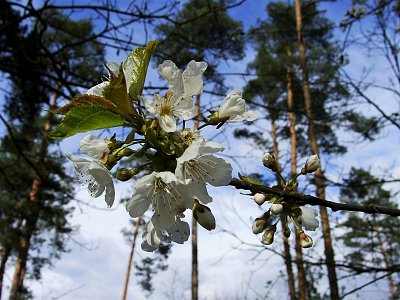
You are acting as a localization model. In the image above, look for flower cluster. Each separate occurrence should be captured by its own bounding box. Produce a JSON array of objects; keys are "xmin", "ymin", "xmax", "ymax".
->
[
  {"xmin": 252, "ymin": 154, "xmax": 321, "ymax": 248},
  {"xmin": 65, "ymin": 56, "xmax": 257, "ymax": 251}
]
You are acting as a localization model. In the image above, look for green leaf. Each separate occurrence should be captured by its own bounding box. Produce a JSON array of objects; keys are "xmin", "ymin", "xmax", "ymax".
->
[
  {"xmin": 124, "ymin": 40, "xmax": 158, "ymax": 100},
  {"xmin": 49, "ymin": 105, "xmax": 124, "ymax": 140},
  {"xmin": 103, "ymin": 66, "xmax": 136, "ymax": 116},
  {"xmin": 238, "ymin": 173, "xmax": 263, "ymax": 185}
]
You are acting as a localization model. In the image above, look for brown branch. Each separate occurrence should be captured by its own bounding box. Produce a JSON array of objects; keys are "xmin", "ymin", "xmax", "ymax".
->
[{"xmin": 229, "ymin": 178, "xmax": 400, "ymax": 217}]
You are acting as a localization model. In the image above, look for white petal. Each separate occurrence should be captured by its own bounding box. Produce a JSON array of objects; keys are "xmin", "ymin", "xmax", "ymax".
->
[
  {"xmin": 185, "ymin": 182, "xmax": 213, "ymax": 205},
  {"xmin": 182, "ymin": 61, "xmax": 207, "ymax": 97},
  {"xmin": 158, "ymin": 115, "xmax": 176, "ymax": 132},
  {"xmin": 152, "ymin": 209, "xmax": 176, "ymax": 230},
  {"xmin": 300, "ymin": 207, "xmax": 319, "ymax": 231},
  {"xmin": 169, "ymin": 70, "xmax": 184, "ymax": 102},
  {"xmin": 155, "ymin": 171, "xmax": 178, "ymax": 184},
  {"xmin": 65, "ymin": 154, "xmax": 91, "ymax": 176},
  {"xmin": 176, "ymin": 137, "xmax": 204, "ymax": 163},
  {"xmin": 141, "ymin": 96, "xmax": 158, "ymax": 115},
  {"xmin": 88, "ymin": 162, "xmax": 112, "ymax": 186},
  {"xmin": 86, "ymin": 81, "xmax": 109, "ymax": 97},
  {"xmin": 80, "ymin": 135, "xmax": 108, "ymax": 159},
  {"xmin": 88, "ymin": 180, "xmax": 105, "ymax": 198},
  {"xmin": 105, "ymin": 183, "xmax": 115, "ymax": 207},
  {"xmin": 173, "ymin": 97, "xmax": 194, "ymax": 120},
  {"xmin": 218, "ymin": 89, "xmax": 246, "ymax": 119},
  {"xmin": 198, "ymin": 155, "xmax": 232, "ymax": 186},
  {"xmin": 126, "ymin": 189, "xmax": 152, "ymax": 217},
  {"xmin": 141, "ymin": 220, "xmax": 163, "ymax": 251},
  {"xmin": 158, "ymin": 60, "xmax": 179, "ymax": 83},
  {"xmin": 242, "ymin": 110, "xmax": 258, "ymax": 121},
  {"xmin": 169, "ymin": 217, "xmax": 190, "ymax": 244},
  {"xmin": 106, "ymin": 62, "xmax": 120, "ymax": 77},
  {"xmin": 198, "ymin": 140, "xmax": 224, "ymax": 155}
]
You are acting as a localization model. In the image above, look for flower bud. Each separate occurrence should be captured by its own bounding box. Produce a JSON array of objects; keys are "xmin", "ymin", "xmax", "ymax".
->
[
  {"xmin": 261, "ymin": 225, "xmax": 277, "ymax": 245},
  {"xmin": 298, "ymin": 230, "xmax": 313, "ymax": 248},
  {"xmin": 262, "ymin": 153, "xmax": 279, "ymax": 172},
  {"xmin": 116, "ymin": 168, "xmax": 140, "ymax": 181},
  {"xmin": 252, "ymin": 218, "xmax": 268, "ymax": 234},
  {"xmin": 193, "ymin": 200, "xmax": 216, "ymax": 231},
  {"xmin": 271, "ymin": 203, "xmax": 283, "ymax": 215},
  {"xmin": 301, "ymin": 154, "xmax": 320, "ymax": 174},
  {"xmin": 254, "ymin": 193, "xmax": 266, "ymax": 205}
]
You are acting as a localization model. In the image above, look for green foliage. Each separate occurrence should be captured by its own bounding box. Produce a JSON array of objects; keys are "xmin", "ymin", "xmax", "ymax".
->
[
  {"xmin": 124, "ymin": 40, "xmax": 158, "ymax": 100},
  {"xmin": 154, "ymin": 0, "xmax": 245, "ymax": 91},
  {"xmin": 49, "ymin": 105, "xmax": 125, "ymax": 140},
  {"xmin": 0, "ymin": 4, "xmax": 105, "ymax": 297},
  {"xmin": 338, "ymin": 168, "xmax": 400, "ymax": 269},
  {"xmin": 243, "ymin": 0, "xmax": 349, "ymax": 157},
  {"xmin": 135, "ymin": 244, "xmax": 171, "ymax": 295}
]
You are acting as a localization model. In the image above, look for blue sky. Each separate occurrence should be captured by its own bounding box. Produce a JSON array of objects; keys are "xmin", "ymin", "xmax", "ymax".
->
[{"xmin": 1, "ymin": 0, "xmax": 399, "ymax": 299}]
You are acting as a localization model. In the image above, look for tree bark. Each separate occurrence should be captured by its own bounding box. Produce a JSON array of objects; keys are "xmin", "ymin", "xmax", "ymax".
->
[
  {"xmin": 271, "ymin": 119, "xmax": 296, "ymax": 300},
  {"xmin": 287, "ymin": 61, "xmax": 307, "ymax": 300},
  {"xmin": 375, "ymin": 225, "xmax": 397, "ymax": 299},
  {"xmin": 294, "ymin": 0, "xmax": 339, "ymax": 299},
  {"xmin": 9, "ymin": 91, "xmax": 58, "ymax": 300},
  {"xmin": 191, "ymin": 94, "xmax": 201, "ymax": 300},
  {"xmin": 0, "ymin": 246, "xmax": 11, "ymax": 300},
  {"xmin": 122, "ymin": 218, "xmax": 141, "ymax": 300}
]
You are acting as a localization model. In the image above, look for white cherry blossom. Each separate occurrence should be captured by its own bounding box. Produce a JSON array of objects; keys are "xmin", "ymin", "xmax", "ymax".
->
[
  {"xmin": 216, "ymin": 89, "xmax": 257, "ymax": 122},
  {"xmin": 175, "ymin": 137, "xmax": 232, "ymax": 205},
  {"xmin": 142, "ymin": 60, "xmax": 207, "ymax": 132},
  {"xmin": 126, "ymin": 171, "xmax": 190, "ymax": 230},
  {"xmin": 141, "ymin": 214, "xmax": 190, "ymax": 252},
  {"xmin": 66, "ymin": 155, "xmax": 115, "ymax": 207}
]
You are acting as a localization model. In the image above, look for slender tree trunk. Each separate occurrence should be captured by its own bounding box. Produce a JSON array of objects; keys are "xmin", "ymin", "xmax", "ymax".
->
[
  {"xmin": 270, "ymin": 118, "xmax": 296, "ymax": 300},
  {"xmin": 9, "ymin": 92, "xmax": 58, "ymax": 300},
  {"xmin": 294, "ymin": 1, "xmax": 339, "ymax": 299},
  {"xmin": 122, "ymin": 218, "xmax": 141, "ymax": 300},
  {"xmin": 287, "ymin": 55, "xmax": 308, "ymax": 300},
  {"xmin": 191, "ymin": 94, "xmax": 201, "ymax": 300},
  {"xmin": 0, "ymin": 246, "xmax": 11, "ymax": 300},
  {"xmin": 375, "ymin": 226, "xmax": 397, "ymax": 299}
]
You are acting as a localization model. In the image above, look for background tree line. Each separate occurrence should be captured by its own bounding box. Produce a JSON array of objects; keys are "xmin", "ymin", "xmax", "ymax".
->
[{"xmin": 0, "ymin": 0, "xmax": 398, "ymax": 299}]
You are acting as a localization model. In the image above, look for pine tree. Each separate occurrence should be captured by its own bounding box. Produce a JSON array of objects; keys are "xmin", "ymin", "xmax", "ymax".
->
[
  {"xmin": 338, "ymin": 168, "xmax": 400, "ymax": 299},
  {"xmin": 0, "ymin": 3, "xmax": 105, "ymax": 298}
]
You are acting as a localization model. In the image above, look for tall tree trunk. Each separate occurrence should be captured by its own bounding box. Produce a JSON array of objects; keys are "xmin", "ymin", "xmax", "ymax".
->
[
  {"xmin": 270, "ymin": 118, "xmax": 296, "ymax": 300},
  {"xmin": 9, "ymin": 92, "xmax": 58, "ymax": 300},
  {"xmin": 287, "ymin": 55, "xmax": 308, "ymax": 300},
  {"xmin": 294, "ymin": 1, "xmax": 339, "ymax": 299},
  {"xmin": 191, "ymin": 94, "xmax": 201, "ymax": 300},
  {"xmin": 122, "ymin": 218, "xmax": 141, "ymax": 300},
  {"xmin": 0, "ymin": 246, "xmax": 11, "ymax": 300},
  {"xmin": 375, "ymin": 225, "xmax": 397, "ymax": 299}
]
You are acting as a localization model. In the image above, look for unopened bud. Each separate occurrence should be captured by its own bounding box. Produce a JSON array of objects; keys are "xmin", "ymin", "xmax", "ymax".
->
[
  {"xmin": 298, "ymin": 230, "xmax": 313, "ymax": 248},
  {"xmin": 116, "ymin": 168, "xmax": 139, "ymax": 181},
  {"xmin": 261, "ymin": 225, "xmax": 277, "ymax": 245},
  {"xmin": 254, "ymin": 193, "xmax": 266, "ymax": 205},
  {"xmin": 262, "ymin": 153, "xmax": 278, "ymax": 172},
  {"xmin": 193, "ymin": 200, "xmax": 216, "ymax": 231},
  {"xmin": 252, "ymin": 218, "xmax": 268, "ymax": 234},
  {"xmin": 301, "ymin": 154, "xmax": 320, "ymax": 174},
  {"xmin": 271, "ymin": 203, "xmax": 283, "ymax": 215}
]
